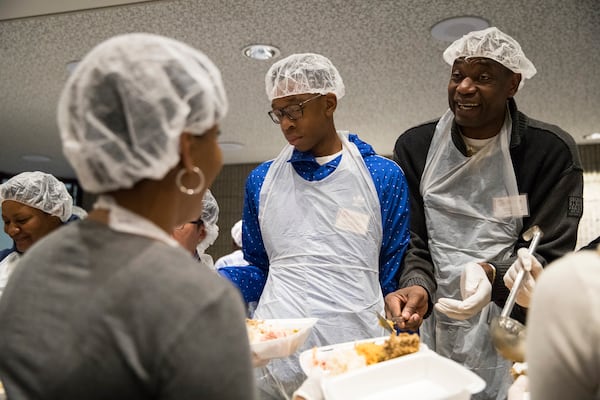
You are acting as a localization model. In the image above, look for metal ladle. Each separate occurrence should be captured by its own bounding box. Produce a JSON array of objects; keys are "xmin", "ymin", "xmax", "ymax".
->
[{"xmin": 490, "ymin": 225, "xmax": 543, "ymax": 362}]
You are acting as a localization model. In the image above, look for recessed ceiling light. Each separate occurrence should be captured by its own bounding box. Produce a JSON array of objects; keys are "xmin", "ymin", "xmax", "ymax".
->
[
  {"xmin": 431, "ymin": 16, "xmax": 490, "ymax": 42},
  {"xmin": 584, "ymin": 132, "xmax": 600, "ymax": 141},
  {"xmin": 219, "ymin": 141, "xmax": 245, "ymax": 151},
  {"xmin": 21, "ymin": 154, "xmax": 52, "ymax": 162},
  {"xmin": 242, "ymin": 44, "xmax": 280, "ymax": 61}
]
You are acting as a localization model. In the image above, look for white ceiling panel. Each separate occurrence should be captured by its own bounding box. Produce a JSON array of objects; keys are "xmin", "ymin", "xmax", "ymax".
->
[
  {"xmin": 0, "ymin": 0, "xmax": 598, "ymax": 179},
  {"xmin": 0, "ymin": 0, "xmax": 156, "ymax": 21}
]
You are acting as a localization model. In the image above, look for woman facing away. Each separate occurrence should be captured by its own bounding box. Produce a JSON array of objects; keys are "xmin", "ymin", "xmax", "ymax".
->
[{"xmin": 0, "ymin": 33, "xmax": 256, "ymax": 400}]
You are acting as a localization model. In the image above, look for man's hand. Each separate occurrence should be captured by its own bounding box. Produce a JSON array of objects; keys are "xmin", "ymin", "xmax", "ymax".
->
[
  {"xmin": 384, "ymin": 286, "xmax": 429, "ymax": 330},
  {"xmin": 435, "ymin": 262, "xmax": 491, "ymax": 320}
]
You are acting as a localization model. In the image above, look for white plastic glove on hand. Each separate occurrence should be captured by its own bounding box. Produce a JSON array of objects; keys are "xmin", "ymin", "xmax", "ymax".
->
[
  {"xmin": 435, "ymin": 262, "xmax": 492, "ymax": 320},
  {"xmin": 504, "ymin": 248, "xmax": 543, "ymax": 308},
  {"xmin": 508, "ymin": 375, "xmax": 530, "ymax": 400},
  {"xmin": 292, "ymin": 373, "xmax": 324, "ymax": 400}
]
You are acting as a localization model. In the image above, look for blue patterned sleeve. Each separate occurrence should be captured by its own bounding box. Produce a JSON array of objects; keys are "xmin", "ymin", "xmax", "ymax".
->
[
  {"xmin": 217, "ymin": 162, "xmax": 272, "ymax": 302},
  {"xmin": 217, "ymin": 265, "xmax": 266, "ymax": 303},
  {"xmin": 367, "ymin": 155, "xmax": 411, "ymax": 296}
]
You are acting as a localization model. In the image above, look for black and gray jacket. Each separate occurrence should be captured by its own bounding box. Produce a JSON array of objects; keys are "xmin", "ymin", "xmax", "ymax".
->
[{"xmin": 393, "ymin": 98, "xmax": 583, "ymax": 323}]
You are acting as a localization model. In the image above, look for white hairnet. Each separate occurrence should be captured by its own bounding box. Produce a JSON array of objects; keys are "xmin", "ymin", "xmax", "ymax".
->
[
  {"xmin": 231, "ymin": 219, "xmax": 243, "ymax": 248},
  {"xmin": 196, "ymin": 189, "xmax": 219, "ymax": 254},
  {"xmin": 0, "ymin": 171, "xmax": 73, "ymax": 222},
  {"xmin": 58, "ymin": 33, "xmax": 228, "ymax": 193},
  {"xmin": 443, "ymin": 27, "xmax": 536, "ymax": 88},
  {"xmin": 196, "ymin": 223, "xmax": 219, "ymax": 255},
  {"xmin": 71, "ymin": 205, "xmax": 88, "ymax": 219},
  {"xmin": 200, "ymin": 189, "xmax": 219, "ymax": 226},
  {"xmin": 265, "ymin": 53, "xmax": 345, "ymax": 101}
]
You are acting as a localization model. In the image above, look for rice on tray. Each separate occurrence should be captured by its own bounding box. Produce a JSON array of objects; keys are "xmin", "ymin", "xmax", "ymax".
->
[
  {"xmin": 246, "ymin": 319, "xmax": 300, "ymax": 343},
  {"xmin": 310, "ymin": 332, "xmax": 420, "ymax": 375}
]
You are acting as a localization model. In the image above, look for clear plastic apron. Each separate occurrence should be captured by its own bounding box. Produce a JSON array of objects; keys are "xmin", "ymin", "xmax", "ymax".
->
[
  {"xmin": 254, "ymin": 132, "xmax": 384, "ymax": 399},
  {"xmin": 0, "ymin": 252, "xmax": 21, "ymax": 297},
  {"xmin": 420, "ymin": 110, "xmax": 521, "ymax": 400}
]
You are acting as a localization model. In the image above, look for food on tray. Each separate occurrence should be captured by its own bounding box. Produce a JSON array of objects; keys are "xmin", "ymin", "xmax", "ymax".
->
[
  {"xmin": 311, "ymin": 347, "xmax": 367, "ymax": 375},
  {"xmin": 246, "ymin": 318, "xmax": 300, "ymax": 343},
  {"xmin": 356, "ymin": 332, "xmax": 420, "ymax": 364},
  {"xmin": 310, "ymin": 332, "xmax": 420, "ymax": 375},
  {"xmin": 249, "ymin": 318, "xmax": 318, "ymax": 361}
]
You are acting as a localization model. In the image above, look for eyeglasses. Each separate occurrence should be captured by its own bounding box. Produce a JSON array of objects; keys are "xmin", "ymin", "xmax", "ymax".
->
[
  {"xmin": 190, "ymin": 218, "xmax": 204, "ymax": 226},
  {"xmin": 267, "ymin": 94, "xmax": 323, "ymax": 124},
  {"xmin": 175, "ymin": 218, "xmax": 204, "ymax": 230}
]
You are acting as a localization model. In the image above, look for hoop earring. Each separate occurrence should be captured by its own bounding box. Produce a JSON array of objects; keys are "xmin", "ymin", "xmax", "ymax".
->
[{"xmin": 176, "ymin": 166, "xmax": 205, "ymax": 195}]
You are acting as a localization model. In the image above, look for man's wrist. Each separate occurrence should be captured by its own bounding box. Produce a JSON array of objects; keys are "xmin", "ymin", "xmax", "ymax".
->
[{"xmin": 479, "ymin": 262, "xmax": 496, "ymax": 284}]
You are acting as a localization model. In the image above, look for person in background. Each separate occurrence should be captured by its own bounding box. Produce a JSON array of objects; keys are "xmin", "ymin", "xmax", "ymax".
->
[
  {"xmin": 0, "ymin": 33, "xmax": 256, "ymax": 399},
  {"xmin": 194, "ymin": 189, "xmax": 219, "ymax": 267},
  {"xmin": 214, "ymin": 219, "xmax": 247, "ymax": 269},
  {"xmin": 508, "ymin": 248, "xmax": 600, "ymax": 400},
  {"xmin": 388, "ymin": 27, "xmax": 583, "ymax": 399},
  {"xmin": 0, "ymin": 171, "xmax": 75, "ymax": 297},
  {"xmin": 171, "ymin": 189, "xmax": 220, "ymax": 268},
  {"xmin": 219, "ymin": 52, "xmax": 410, "ymax": 398}
]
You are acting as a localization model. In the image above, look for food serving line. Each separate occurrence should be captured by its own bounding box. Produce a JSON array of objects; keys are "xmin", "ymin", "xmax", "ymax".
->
[{"xmin": 246, "ymin": 317, "xmax": 485, "ymax": 399}]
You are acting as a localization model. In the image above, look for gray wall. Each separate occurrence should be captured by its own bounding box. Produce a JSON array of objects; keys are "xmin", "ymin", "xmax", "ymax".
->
[{"xmin": 208, "ymin": 163, "xmax": 259, "ymax": 261}]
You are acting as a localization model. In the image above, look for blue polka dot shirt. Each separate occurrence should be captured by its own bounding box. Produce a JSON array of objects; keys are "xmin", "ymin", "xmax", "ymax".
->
[{"xmin": 218, "ymin": 134, "xmax": 410, "ymax": 303}]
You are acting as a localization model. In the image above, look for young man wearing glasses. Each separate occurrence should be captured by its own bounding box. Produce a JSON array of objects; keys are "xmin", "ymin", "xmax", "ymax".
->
[{"xmin": 217, "ymin": 53, "xmax": 411, "ymax": 399}]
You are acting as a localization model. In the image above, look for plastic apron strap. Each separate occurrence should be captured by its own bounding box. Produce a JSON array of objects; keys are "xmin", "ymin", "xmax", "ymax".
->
[{"xmin": 0, "ymin": 252, "xmax": 21, "ymax": 295}]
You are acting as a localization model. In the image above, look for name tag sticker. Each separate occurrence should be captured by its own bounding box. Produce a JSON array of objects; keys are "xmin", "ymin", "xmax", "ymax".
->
[
  {"xmin": 335, "ymin": 208, "xmax": 370, "ymax": 235},
  {"xmin": 493, "ymin": 194, "xmax": 529, "ymax": 218}
]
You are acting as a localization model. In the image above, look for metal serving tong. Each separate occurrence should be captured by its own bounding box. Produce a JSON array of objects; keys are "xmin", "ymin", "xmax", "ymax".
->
[
  {"xmin": 376, "ymin": 311, "xmax": 396, "ymax": 334},
  {"xmin": 490, "ymin": 225, "xmax": 543, "ymax": 362}
]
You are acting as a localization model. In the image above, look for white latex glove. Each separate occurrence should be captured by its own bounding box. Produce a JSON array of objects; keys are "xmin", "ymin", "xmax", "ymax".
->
[
  {"xmin": 292, "ymin": 374, "xmax": 324, "ymax": 400},
  {"xmin": 435, "ymin": 262, "xmax": 492, "ymax": 320},
  {"xmin": 508, "ymin": 375, "xmax": 530, "ymax": 400},
  {"xmin": 504, "ymin": 248, "xmax": 543, "ymax": 308}
]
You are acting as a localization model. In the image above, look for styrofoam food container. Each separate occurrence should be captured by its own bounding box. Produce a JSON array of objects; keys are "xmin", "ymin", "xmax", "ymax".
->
[
  {"xmin": 299, "ymin": 335, "xmax": 427, "ymax": 376},
  {"xmin": 249, "ymin": 318, "xmax": 318, "ymax": 360},
  {"xmin": 321, "ymin": 351, "xmax": 486, "ymax": 400}
]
